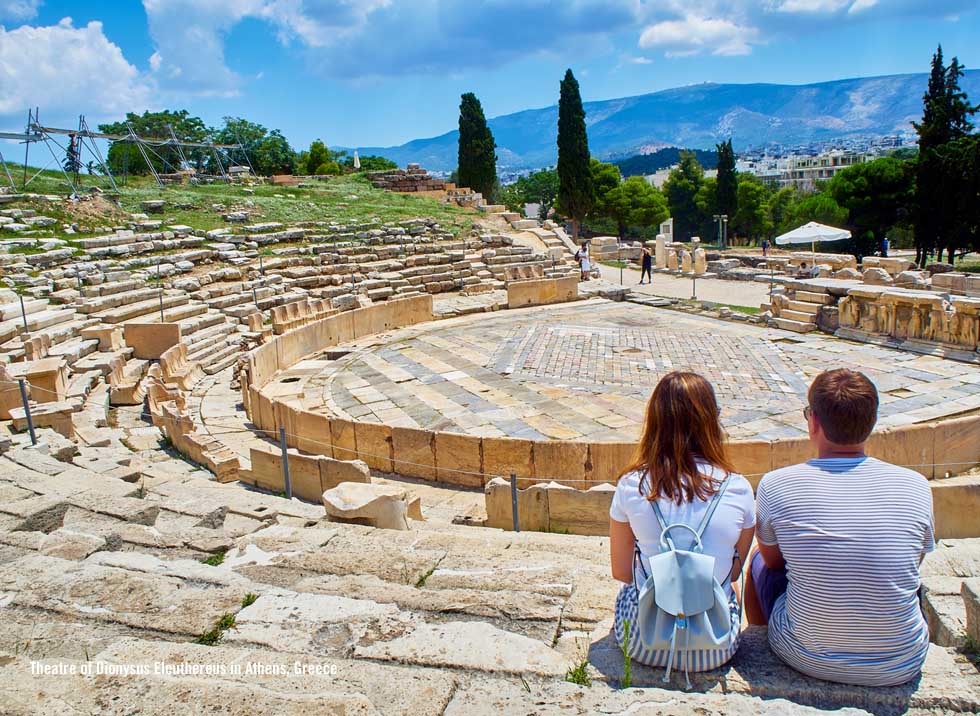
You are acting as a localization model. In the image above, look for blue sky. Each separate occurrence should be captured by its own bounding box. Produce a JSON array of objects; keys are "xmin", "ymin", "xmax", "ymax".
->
[{"xmin": 1, "ymin": 0, "xmax": 978, "ymax": 152}]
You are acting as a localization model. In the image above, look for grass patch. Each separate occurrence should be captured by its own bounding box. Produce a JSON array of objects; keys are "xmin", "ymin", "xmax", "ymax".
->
[
  {"xmin": 620, "ymin": 619, "xmax": 633, "ymax": 689},
  {"xmin": 194, "ymin": 613, "xmax": 237, "ymax": 646},
  {"xmin": 600, "ymin": 260, "xmax": 631, "ymax": 270},
  {"xmin": 565, "ymin": 658, "xmax": 592, "ymax": 687},
  {"xmin": 717, "ymin": 303, "xmax": 762, "ymax": 315},
  {"xmin": 7, "ymin": 168, "xmax": 478, "ymax": 241},
  {"xmin": 964, "ymin": 634, "xmax": 979, "ymax": 655},
  {"xmin": 200, "ymin": 550, "xmax": 227, "ymax": 567},
  {"xmin": 414, "ymin": 566, "xmax": 436, "ymax": 588},
  {"xmin": 241, "ymin": 592, "xmax": 258, "ymax": 608}
]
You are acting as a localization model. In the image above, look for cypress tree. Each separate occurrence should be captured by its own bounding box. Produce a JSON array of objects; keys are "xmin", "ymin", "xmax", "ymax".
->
[
  {"xmin": 913, "ymin": 47, "xmax": 979, "ymax": 265},
  {"xmin": 715, "ymin": 138, "xmax": 738, "ymax": 236},
  {"xmin": 457, "ymin": 93, "xmax": 497, "ymax": 200},
  {"xmin": 556, "ymin": 69, "xmax": 594, "ymax": 242}
]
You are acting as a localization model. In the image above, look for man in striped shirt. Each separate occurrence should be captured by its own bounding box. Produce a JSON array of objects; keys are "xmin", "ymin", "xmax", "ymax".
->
[{"xmin": 744, "ymin": 368, "xmax": 935, "ymax": 686}]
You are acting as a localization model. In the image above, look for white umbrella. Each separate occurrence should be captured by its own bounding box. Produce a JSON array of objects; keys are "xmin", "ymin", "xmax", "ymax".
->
[
  {"xmin": 774, "ymin": 221, "xmax": 851, "ymax": 271},
  {"xmin": 353, "ymin": 150, "xmax": 360, "ymax": 170}
]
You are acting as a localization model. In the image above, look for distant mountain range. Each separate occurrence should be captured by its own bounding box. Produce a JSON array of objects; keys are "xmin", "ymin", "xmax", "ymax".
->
[{"xmin": 348, "ymin": 70, "xmax": 980, "ymax": 172}]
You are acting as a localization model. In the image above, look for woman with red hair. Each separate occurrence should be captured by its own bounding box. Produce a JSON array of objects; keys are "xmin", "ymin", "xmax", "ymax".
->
[{"xmin": 609, "ymin": 371, "xmax": 756, "ymax": 672}]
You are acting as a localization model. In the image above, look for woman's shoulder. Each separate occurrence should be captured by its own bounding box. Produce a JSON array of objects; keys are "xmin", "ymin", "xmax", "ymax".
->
[{"xmin": 616, "ymin": 469, "xmax": 645, "ymax": 490}]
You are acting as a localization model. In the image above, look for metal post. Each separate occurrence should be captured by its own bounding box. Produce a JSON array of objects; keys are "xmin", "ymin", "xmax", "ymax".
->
[
  {"xmin": 279, "ymin": 427, "xmax": 293, "ymax": 499},
  {"xmin": 259, "ymin": 253, "xmax": 264, "ymax": 274},
  {"xmin": 619, "ymin": 247, "xmax": 624, "ymax": 285},
  {"xmin": 691, "ymin": 272, "xmax": 697, "ymax": 301},
  {"xmin": 510, "ymin": 473, "xmax": 520, "ymax": 533},
  {"xmin": 158, "ymin": 289, "xmax": 165, "ymax": 322},
  {"xmin": 252, "ymin": 286, "xmax": 258, "ymax": 306},
  {"xmin": 18, "ymin": 293, "xmax": 29, "ymax": 332},
  {"xmin": 18, "ymin": 379, "xmax": 36, "ymax": 445},
  {"xmin": 22, "ymin": 109, "xmax": 32, "ymax": 190}
]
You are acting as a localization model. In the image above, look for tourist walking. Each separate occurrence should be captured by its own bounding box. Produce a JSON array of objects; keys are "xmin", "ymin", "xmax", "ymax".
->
[
  {"xmin": 744, "ymin": 369, "xmax": 935, "ymax": 687},
  {"xmin": 609, "ymin": 372, "xmax": 755, "ymax": 682},
  {"xmin": 761, "ymin": 239, "xmax": 770, "ymax": 257},
  {"xmin": 575, "ymin": 241, "xmax": 592, "ymax": 281},
  {"xmin": 639, "ymin": 246, "xmax": 653, "ymax": 284}
]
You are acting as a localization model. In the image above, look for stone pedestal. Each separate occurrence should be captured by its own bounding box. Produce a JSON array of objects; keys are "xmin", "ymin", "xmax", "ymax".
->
[
  {"xmin": 655, "ymin": 234, "xmax": 666, "ymax": 270},
  {"xmin": 694, "ymin": 248, "xmax": 707, "ymax": 275},
  {"xmin": 667, "ymin": 250, "xmax": 678, "ymax": 272},
  {"xmin": 681, "ymin": 251, "xmax": 693, "ymax": 274},
  {"xmin": 8, "ymin": 357, "xmax": 68, "ymax": 404}
]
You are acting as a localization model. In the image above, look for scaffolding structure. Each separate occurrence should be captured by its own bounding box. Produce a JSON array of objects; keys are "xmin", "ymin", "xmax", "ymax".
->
[{"xmin": 0, "ymin": 108, "xmax": 247, "ymax": 195}]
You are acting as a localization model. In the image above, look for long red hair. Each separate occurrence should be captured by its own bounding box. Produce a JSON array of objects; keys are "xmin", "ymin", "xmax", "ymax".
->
[{"xmin": 621, "ymin": 371, "xmax": 734, "ymax": 504}]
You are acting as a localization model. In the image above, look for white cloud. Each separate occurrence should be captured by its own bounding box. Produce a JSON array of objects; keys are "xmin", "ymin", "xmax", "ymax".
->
[
  {"xmin": 141, "ymin": 0, "xmax": 642, "ymax": 87},
  {"xmin": 630, "ymin": 56, "xmax": 653, "ymax": 64},
  {"xmin": 0, "ymin": 18, "xmax": 153, "ymax": 116},
  {"xmin": 640, "ymin": 15, "xmax": 759, "ymax": 57},
  {"xmin": 0, "ymin": 0, "xmax": 41, "ymax": 22},
  {"xmin": 847, "ymin": 0, "xmax": 878, "ymax": 13}
]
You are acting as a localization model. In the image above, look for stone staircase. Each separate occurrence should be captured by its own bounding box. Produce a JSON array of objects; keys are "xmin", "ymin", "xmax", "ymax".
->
[{"xmin": 766, "ymin": 287, "xmax": 834, "ymax": 334}]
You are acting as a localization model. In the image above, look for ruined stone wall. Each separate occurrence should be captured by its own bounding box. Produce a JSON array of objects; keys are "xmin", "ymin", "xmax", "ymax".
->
[{"xmin": 243, "ymin": 293, "xmax": 980, "ymax": 541}]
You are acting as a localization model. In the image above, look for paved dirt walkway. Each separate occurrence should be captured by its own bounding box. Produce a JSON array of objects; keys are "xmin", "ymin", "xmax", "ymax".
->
[{"xmin": 601, "ymin": 264, "xmax": 774, "ymax": 307}]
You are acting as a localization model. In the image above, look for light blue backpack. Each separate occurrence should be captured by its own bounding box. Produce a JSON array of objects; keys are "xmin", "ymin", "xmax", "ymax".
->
[{"xmin": 631, "ymin": 475, "xmax": 739, "ymax": 687}]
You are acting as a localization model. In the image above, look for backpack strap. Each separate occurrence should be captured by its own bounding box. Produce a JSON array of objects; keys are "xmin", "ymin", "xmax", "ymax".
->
[
  {"xmin": 694, "ymin": 473, "xmax": 732, "ymax": 541},
  {"xmin": 650, "ymin": 499, "xmax": 676, "ymax": 552}
]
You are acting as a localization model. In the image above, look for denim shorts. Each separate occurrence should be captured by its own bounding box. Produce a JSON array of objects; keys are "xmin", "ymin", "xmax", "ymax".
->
[{"xmin": 750, "ymin": 550, "xmax": 788, "ymax": 622}]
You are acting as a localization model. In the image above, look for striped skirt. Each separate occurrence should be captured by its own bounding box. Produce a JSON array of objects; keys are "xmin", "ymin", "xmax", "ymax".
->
[{"xmin": 613, "ymin": 582, "xmax": 741, "ymax": 673}]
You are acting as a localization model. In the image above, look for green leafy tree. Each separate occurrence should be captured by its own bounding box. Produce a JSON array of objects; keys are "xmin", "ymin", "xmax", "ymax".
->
[
  {"xmin": 828, "ymin": 157, "xmax": 914, "ymax": 258},
  {"xmin": 787, "ymin": 192, "xmax": 848, "ymax": 230},
  {"xmin": 210, "ymin": 118, "xmax": 295, "ymax": 176},
  {"xmin": 936, "ymin": 135, "xmax": 980, "ymax": 259},
  {"xmin": 768, "ymin": 186, "xmax": 799, "ymax": 235},
  {"xmin": 695, "ymin": 177, "xmax": 718, "ymax": 241},
  {"xmin": 457, "ymin": 93, "xmax": 498, "ymax": 199},
  {"xmin": 253, "ymin": 131, "xmax": 296, "ymax": 175},
  {"xmin": 590, "ymin": 158, "xmax": 622, "ymax": 224},
  {"xmin": 343, "ymin": 155, "xmax": 396, "ymax": 171},
  {"xmin": 715, "ymin": 138, "xmax": 738, "ymax": 221},
  {"xmin": 733, "ymin": 175, "xmax": 772, "ymax": 242},
  {"xmin": 912, "ymin": 46, "xmax": 979, "ymax": 264},
  {"xmin": 556, "ymin": 69, "xmax": 594, "ymax": 241},
  {"xmin": 306, "ymin": 140, "xmax": 331, "ymax": 174},
  {"xmin": 499, "ymin": 169, "xmax": 561, "ymax": 219},
  {"xmin": 101, "ymin": 109, "xmax": 209, "ymax": 175},
  {"xmin": 663, "ymin": 151, "xmax": 705, "ymax": 241},
  {"xmin": 314, "ymin": 161, "xmax": 342, "ymax": 175},
  {"xmin": 601, "ymin": 176, "xmax": 669, "ymax": 238}
]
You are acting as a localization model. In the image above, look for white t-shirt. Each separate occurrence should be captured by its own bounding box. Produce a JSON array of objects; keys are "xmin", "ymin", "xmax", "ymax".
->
[{"xmin": 610, "ymin": 464, "xmax": 756, "ymax": 586}]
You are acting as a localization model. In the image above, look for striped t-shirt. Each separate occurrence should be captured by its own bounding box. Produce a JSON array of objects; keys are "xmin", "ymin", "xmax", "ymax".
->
[{"xmin": 756, "ymin": 457, "xmax": 935, "ymax": 686}]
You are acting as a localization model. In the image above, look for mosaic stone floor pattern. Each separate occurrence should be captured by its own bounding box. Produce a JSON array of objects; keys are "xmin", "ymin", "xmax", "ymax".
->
[{"xmin": 289, "ymin": 300, "xmax": 980, "ymax": 442}]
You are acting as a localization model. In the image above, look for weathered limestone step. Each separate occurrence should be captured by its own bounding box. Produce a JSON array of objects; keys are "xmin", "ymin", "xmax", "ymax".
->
[
  {"xmin": 28, "ymin": 317, "xmax": 101, "ymax": 348},
  {"xmin": 795, "ymin": 290, "xmax": 834, "ymax": 305},
  {"xmin": 46, "ymin": 337, "xmax": 99, "ymax": 365},
  {"xmin": 772, "ymin": 317, "xmax": 817, "ymax": 333},
  {"xmin": 781, "ymin": 309, "xmax": 819, "ymax": 323},
  {"xmin": 98, "ymin": 294, "xmax": 189, "ymax": 324},
  {"xmin": 587, "ymin": 623, "xmax": 978, "ymax": 714},
  {"xmin": 0, "ymin": 638, "xmax": 458, "ymax": 716},
  {"xmin": 786, "ymin": 300, "xmax": 822, "ymax": 315},
  {"xmin": 185, "ymin": 322, "xmax": 238, "ymax": 352},
  {"xmin": 80, "ymin": 279, "xmax": 142, "ymax": 297},
  {"xmin": 177, "ymin": 310, "xmax": 228, "ymax": 336},
  {"xmin": 76, "ymin": 288, "xmax": 161, "ymax": 314},
  {"xmin": 510, "ymin": 219, "xmax": 538, "ymax": 230},
  {"xmin": 922, "ymin": 576, "xmax": 968, "ymax": 647},
  {"xmin": 23, "ymin": 308, "xmax": 75, "ymax": 332},
  {"xmin": 202, "ymin": 350, "xmax": 241, "ymax": 375},
  {"xmin": 192, "ymin": 340, "xmax": 240, "ymax": 371}
]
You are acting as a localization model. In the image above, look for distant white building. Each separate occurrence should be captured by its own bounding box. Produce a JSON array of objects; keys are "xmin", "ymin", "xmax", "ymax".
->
[{"xmin": 737, "ymin": 150, "xmax": 871, "ymax": 191}]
